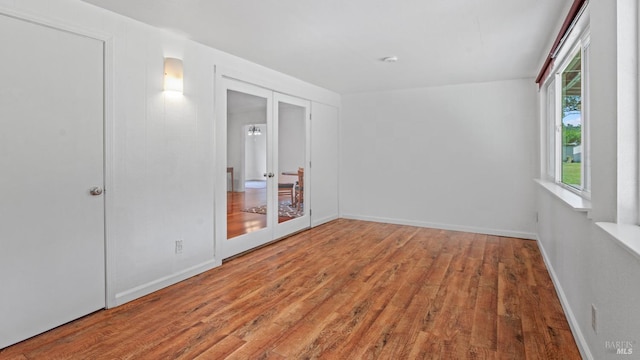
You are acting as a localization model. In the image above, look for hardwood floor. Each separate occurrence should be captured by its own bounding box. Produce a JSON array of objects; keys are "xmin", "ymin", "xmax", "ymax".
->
[
  {"xmin": 227, "ymin": 188, "xmax": 267, "ymax": 239},
  {"xmin": 0, "ymin": 219, "xmax": 581, "ymax": 359},
  {"xmin": 227, "ymin": 188, "xmax": 295, "ymax": 239}
]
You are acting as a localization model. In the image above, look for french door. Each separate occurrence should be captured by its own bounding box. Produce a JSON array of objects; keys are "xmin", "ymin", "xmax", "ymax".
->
[{"xmin": 217, "ymin": 78, "xmax": 311, "ymax": 259}]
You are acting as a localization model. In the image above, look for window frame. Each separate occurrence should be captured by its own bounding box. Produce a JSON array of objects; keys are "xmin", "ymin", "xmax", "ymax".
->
[{"xmin": 543, "ymin": 9, "xmax": 591, "ymax": 199}]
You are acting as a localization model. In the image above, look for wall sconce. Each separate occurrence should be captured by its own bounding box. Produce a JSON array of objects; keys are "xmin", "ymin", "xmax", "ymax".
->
[{"xmin": 164, "ymin": 57, "xmax": 183, "ymax": 93}]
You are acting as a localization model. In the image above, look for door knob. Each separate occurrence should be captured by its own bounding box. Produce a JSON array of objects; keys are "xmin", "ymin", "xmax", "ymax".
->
[
  {"xmin": 89, "ymin": 186, "xmax": 103, "ymax": 196},
  {"xmin": 268, "ymin": 172, "xmax": 275, "ymax": 178}
]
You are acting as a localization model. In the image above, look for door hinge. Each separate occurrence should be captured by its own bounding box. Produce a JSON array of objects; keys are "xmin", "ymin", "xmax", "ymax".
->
[{"xmin": 310, "ymin": 209, "xmax": 312, "ymax": 216}]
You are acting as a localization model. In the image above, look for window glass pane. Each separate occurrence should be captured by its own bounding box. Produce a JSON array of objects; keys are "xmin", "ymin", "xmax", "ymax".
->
[{"xmin": 561, "ymin": 51, "xmax": 582, "ymax": 188}]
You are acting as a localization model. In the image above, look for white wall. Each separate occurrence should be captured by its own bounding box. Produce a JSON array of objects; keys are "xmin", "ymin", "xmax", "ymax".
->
[
  {"xmin": 311, "ymin": 103, "xmax": 340, "ymax": 226},
  {"xmin": 537, "ymin": 190, "xmax": 640, "ymax": 359},
  {"xmin": 278, "ymin": 104, "xmax": 306, "ymax": 175},
  {"xmin": 0, "ymin": 0, "xmax": 340, "ymax": 309},
  {"xmin": 244, "ymin": 125, "xmax": 268, "ymax": 182},
  {"xmin": 535, "ymin": 0, "xmax": 640, "ymax": 358},
  {"xmin": 228, "ymin": 109, "xmax": 266, "ymax": 190},
  {"xmin": 340, "ymin": 79, "xmax": 538, "ymax": 238}
]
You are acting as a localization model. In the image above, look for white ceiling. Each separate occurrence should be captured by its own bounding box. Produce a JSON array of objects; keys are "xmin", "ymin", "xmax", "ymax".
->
[{"xmin": 82, "ymin": 0, "xmax": 569, "ymax": 94}]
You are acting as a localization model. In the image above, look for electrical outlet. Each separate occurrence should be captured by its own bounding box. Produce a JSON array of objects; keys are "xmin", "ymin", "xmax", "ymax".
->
[
  {"xmin": 591, "ymin": 304, "xmax": 597, "ymax": 333},
  {"xmin": 175, "ymin": 239, "xmax": 183, "ymax": 254}
]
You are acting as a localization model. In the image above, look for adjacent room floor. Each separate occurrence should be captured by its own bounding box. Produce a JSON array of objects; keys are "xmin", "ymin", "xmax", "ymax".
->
[{"xmin": 227, "ymin": 184, "xmax": 301, "ymax": 239}]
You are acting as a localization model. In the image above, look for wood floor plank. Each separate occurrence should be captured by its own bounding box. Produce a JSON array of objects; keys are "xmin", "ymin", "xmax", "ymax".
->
[
  {"xmin": 497, "ymin": 257, "xmax": 526, "ymax": 360},
  {"xmin": 0, "ymin": 219, "xmax": 581, "ymax": 360},
  {"xmin": 408, "ymin": 330, "xmax": 444, "ymax": 359},
  {"xmin": 471, "ymin": 282, "xmax": 498, "ymax": 350},
  {"xmin": 193, "ymin": 335, "xmax": 246, "ymax": 360},
  {"xmin": 270, "ymin": 311, "xmax": 344, "ymax": 358},
  {"xmin": 497, "ymin": 315, "xmax": 525, "ymax": 360},
  {"xmin": 348, "ymin": 302, "xmax": 405, "ymax": 359},
  {"xmin": 381, "ymin": 284, "xmax": 441, "ymax": 359}
]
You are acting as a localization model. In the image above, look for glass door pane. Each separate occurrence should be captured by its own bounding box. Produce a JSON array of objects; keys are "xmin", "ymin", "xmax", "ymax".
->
[
  {"xmin": 277, "ymin": 102, "xmax": 305, "ymax": 223},
  {"xmin": 274, "ymin": 93, "xmax": 311, "ymax": 238},
  {"xmin": 227, "ymin": 89, "xmax": 269, "ymax": 239},
  {"xmin": 217, "ymin": 79, "xmax": 274, "ymax": 260}
]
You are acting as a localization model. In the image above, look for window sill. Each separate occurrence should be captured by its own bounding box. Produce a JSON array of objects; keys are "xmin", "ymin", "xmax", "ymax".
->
[
  {"xmin": 534, "ymin": 178, "xmax": 592, "ymax": 212},
  {"xmin": 596, "ymin": 222, "xmax": 640, "ymax": 261}
]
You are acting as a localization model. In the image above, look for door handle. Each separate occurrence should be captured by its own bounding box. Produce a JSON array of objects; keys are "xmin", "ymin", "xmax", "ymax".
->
[
  {"xmin": 263, "ymin": 172, "xmax": 274, "ymax": 178},
  {"xmin": 89, "ymin": 186, "xmax": 103, "ymax": 196}
]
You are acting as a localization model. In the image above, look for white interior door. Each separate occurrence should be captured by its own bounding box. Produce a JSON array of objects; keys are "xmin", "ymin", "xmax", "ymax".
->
[
  {"xmin": 273, "ymin": 93, "xmax": 311, "ymax": 239},
  {"xmin": 218, "ymin": 79, "xmax": 275, "ymax": 258},
  {"xmin": 0, "ymin": 14, "xmax": 105, "ymax": 349}
]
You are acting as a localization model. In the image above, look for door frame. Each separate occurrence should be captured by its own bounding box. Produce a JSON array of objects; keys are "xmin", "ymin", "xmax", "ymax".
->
[
  {"xmin": 214, "ymin": 72, "xmax": 313, "ymax": 260},
  {"xmin": 0, "ymin": 7, "xmax": 116, "ymax": 308}
]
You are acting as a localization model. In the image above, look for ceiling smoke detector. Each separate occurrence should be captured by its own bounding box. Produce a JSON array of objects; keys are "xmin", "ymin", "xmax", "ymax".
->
[{"xmin": 381, "ymin": 56, "xmax": 399, "ymax": 63}]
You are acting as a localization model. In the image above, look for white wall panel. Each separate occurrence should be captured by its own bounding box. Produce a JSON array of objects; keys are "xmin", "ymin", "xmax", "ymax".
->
[
  {"xmin": 341, "ymin": 79, "xmax": 537, "ymax": 238},
  {"xmin": 537, "ymin": 188, "xmax": 640, "ymax": 360},
  {"xmin": 311, "ymin": 102, "xmax": 340, "ymax": 226}
]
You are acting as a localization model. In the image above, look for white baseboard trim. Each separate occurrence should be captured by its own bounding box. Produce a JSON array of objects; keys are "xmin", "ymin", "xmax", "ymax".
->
[
  {"xmin": 536, "ymin": 237, "xmax": 593, "ymax": 360},
  {"xmin": 312, "ymin": 214, "xmax": 339, "ymax": 228},
  {"xmin": 110, "ymin": 258, "xmax": 222, "ymax": 308},
  {"xmin": 340, "ymin": 214, "xmax": 538, "ymax": 240}
]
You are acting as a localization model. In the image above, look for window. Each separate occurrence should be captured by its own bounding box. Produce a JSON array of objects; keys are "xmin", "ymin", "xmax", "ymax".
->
[
  {"xmin": 543, "ymin": 12, "xmax": 590, "ymax": 197},
  {"xmin": 560, "ymin": 50, "xmax": 582, "ymax": 188}
]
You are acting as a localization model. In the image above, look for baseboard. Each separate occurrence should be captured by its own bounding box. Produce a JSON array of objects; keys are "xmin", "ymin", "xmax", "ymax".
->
[
  {"xmin": 312, "ymin": 214, "xmax": 339, "ymax": 228},
  {"xmin": 536, "ymin": 237, "xmax": 593, "ymax": 360},
  {"xmin": 110, "ymin": 258, "xmax": 222, "ymax": 308},
  {"xmin": 340, "ymin": 214, "xmax": 538, "ymax": 240}
]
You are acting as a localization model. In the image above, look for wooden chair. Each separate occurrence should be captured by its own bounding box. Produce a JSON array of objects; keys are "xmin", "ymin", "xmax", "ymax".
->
[
  {"xmin": 278, "ymin": 181, "xmax": 294, "ymax": 205},
  {"xmin": 294, "ymin": 167, "xmax": 304, "ymax": 210}
]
